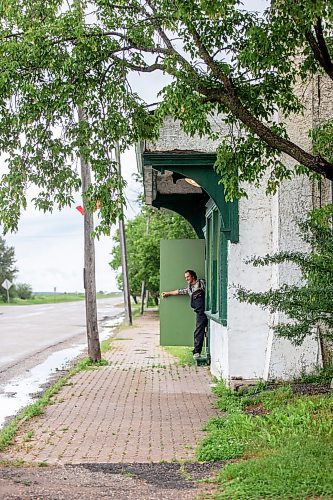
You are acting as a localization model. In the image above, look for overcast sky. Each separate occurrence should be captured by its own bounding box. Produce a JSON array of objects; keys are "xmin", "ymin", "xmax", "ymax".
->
[{"xmin": 4, "ymin": 147, "xmax": 141, "ymax": 293}]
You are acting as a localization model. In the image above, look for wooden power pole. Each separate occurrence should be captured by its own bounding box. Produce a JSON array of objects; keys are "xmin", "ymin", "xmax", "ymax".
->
[
  {"xmin": 140, "ymin": 215, "xmax": 150, "ymax": 314},
  {"xmin": 78, "ymin": 106, "xmax": 101, "ymax": 362},
  {"xmin": 115, "ymin": 142, "xmax": 132, "ymax": 326}
]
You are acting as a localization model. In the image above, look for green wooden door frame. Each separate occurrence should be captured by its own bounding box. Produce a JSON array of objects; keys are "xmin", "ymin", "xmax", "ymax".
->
[{"xmin": 143, "ymin": 152, "xmax": 239, "ymax": 243}]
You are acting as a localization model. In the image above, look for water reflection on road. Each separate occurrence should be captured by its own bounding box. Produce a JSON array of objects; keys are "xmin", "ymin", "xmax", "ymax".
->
[{"xmin": 0, "ymin": 316, "xmax": 123, "ymax": 428}]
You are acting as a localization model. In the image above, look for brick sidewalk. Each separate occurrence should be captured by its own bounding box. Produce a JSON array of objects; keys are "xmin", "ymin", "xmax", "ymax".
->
[{"xmin": 0, "ymin": 312, "xmax": 218, "ymax": 465}]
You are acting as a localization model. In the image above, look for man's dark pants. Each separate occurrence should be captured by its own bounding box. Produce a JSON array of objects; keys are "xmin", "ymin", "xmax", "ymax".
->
[
  {"xmin": 191, "ymin": 290, "xmax": 208, "ymax": 355},
  {"xmin": 193, "ymin": 310, "xmax": 208, "ymax": 355}
]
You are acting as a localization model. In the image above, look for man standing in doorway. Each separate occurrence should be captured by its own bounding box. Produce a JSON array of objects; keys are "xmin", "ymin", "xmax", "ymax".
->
[{"xmin": 161, "ymin": 270, "xmax": 208, "ymax": 359}]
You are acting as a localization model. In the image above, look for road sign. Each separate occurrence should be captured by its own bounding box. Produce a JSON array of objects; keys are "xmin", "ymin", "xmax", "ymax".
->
[
  {"xmin": 1, "ymin": 279, "xmax": 13, "ymax": 303},
  {"xmin": 1, "ymin": 279, "xmax": 12, "ymax": 290}
]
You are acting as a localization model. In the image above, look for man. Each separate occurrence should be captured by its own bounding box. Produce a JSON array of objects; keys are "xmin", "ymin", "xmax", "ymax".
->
[{"xmin": 161, "ymin": 270, "xmax": 208, "ymax": 359}]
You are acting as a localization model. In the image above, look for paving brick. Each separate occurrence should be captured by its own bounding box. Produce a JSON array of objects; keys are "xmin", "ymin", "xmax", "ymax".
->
[{"xmin": 0, "ymin": 312, "xmax": 218, "ymax": 465}]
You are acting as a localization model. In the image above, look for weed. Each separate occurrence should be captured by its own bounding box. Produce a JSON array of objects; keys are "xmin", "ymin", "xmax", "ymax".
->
[
  {"xmin": 295, "ymin": 365, "xmax": 333, "ymax": 385},
  {"xmin": 122, "ymin": 471, "xmax": 135, "ymax": 478},
  {"xmin": 77, "ymin": 358, "xmax": 108, "ymax": 370},
  {"xmin": 23, "ymin": 431, "xmax": 34, "ymax": 442},
  {"xmin": 0, "ymin": 458, "xmax": 25, "ymax": 467},
  {"xmin": 179, "ymin": 464, "xmax": 193, "ymax": 481},
  {"xmin": 197, "ymin": 412, "xmax": 255, "ymax": 461},
  {"xmin": 37, "ymin": 461, "xmax": 48, "ymax": 467}
]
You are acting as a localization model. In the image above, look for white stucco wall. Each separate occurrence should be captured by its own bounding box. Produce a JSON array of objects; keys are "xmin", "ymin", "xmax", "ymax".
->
[
  {"xmin": 210, "ymin": 321, "xmax": 228, "ymax": 380},
  {"xmin": 224, "ymin": 179, "xmax": 274, "ymax": 381},
  {"xmin": 266, "ymin": 72, "xmax": 333, "ymax": 378},
  {"xmin": 145, "ymin": 115, "xmax": 227, "ymax": 153}
]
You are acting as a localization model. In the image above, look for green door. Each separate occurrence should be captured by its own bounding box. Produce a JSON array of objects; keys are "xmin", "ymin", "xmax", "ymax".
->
[{"xmin": 160, "ymin": 239, "xmax": 205, "ymax": 346}]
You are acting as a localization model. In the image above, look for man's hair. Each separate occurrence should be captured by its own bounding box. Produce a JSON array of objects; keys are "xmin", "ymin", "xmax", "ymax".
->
[{"xmin": 185, "ymin": 269, "xmax": 197, "ymax": 280}]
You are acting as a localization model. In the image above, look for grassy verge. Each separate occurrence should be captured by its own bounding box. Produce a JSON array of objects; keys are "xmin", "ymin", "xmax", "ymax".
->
[
  {"xmin": 197, "ymin": 378, "xmax": 333, "ymax": 498},
  {"xmin": 0, "ymin": 292, "xmax": 121, "ymax": 306},
  {"xmin": 0, "ymin": 357, "xmax": 108, "ymax": 454},
  {"xmin": 163, "ymin": 345, "xmax": 195, "ymax": 366}
]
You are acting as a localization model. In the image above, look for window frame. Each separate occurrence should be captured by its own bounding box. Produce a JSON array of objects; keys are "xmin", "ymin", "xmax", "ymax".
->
[{"xmin": 205, "ymin": 201, "xmax": 228, "ymax": 326}]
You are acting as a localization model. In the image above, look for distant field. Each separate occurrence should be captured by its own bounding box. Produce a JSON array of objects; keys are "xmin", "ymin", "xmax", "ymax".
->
[{"xmin": 0, "ymin": 292, "xmax": 121, "ymax": 306}]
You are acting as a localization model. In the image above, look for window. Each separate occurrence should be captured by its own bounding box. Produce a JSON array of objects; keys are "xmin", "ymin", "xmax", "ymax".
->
[{"xmin": 205, "ymin": 202, "xmax": 228, "ymax": 325}]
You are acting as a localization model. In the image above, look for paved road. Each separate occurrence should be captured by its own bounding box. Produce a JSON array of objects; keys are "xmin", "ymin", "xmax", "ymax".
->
[{"xmin": 0, "ymin": 297, "xmax": 124, "ymax": 372}]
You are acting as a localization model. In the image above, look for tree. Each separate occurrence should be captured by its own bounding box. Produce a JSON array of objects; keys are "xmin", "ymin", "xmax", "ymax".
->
[
  {"xmin": 15, "ymin": 282, "xmax": 33, "ymax": 299},
  {"xmin": 0, "ymin": 0, "xmax": 156, "ymax": 234},
  {"xmin": 0, "ymin": 236, "xmax": 17, "ymax": 302},
  {"xmin": 110, "ymin": 206, "xmax": 196, "ymax": 304},
  {"xmin": 236, "ymin": 204, "xmax": 333, "ymax": 367},
  {"xmin": 0, "ymin": 0, "xmax": 333, "ymax": 233}
]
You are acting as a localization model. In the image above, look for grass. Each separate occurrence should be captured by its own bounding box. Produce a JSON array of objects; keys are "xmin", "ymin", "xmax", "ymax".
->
[
  {"xmin": 0, "ymin": 292, "xmax": 120, "ymax": 306},
  {"xmin": 163, "ymin": 345, "xmax": 195, "ymax": 366},
  {"xmin": 100, "ymin": 336, "xmax": 115, "ymax": 353},
  {"xmin": 218, "ymin": 436, "xmax": 333, "ymax": 499},
  {"xmin": 197, "ymin": 378, "xmax": 333, "ymax": 498}
]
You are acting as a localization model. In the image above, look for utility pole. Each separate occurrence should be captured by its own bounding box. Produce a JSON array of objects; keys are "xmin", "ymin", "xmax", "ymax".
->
[
  {"xmin": 115, "ymin": 142, "xmax": 132, "ymax": 325},
  {"xmin": 78, "ymin": 106, "xmax": 101, "ymax": 362},
  {"xmin": 140, "ymin": 215, "xmax": 150, "ymax": 314},
  {"xmin": 140, "ymin": 280, "xmax": 145, "ymax": 315}
]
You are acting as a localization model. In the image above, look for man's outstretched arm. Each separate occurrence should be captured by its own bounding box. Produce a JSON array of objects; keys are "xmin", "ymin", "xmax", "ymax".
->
[{"xmin": 161, "ymin": 290, "xmax": 179, "ymax": 298}]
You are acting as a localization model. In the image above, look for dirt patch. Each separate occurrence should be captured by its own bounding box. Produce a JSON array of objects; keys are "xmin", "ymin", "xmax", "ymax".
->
[
  {"xmin": 244, "ymin": 402, "xmax": 270, "ymax": 417},
  {"xmin": 0, "ymin": 462, "xmax": 223, "ymax": 499},
  {"xmin": 290, "ymin": 383, "xmax": 332, "ymax": 396}
]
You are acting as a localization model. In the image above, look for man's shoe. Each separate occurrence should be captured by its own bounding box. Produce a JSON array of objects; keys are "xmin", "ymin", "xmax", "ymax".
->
[{"xmin": 193, "ymin": 353, "xmax": 200, "ymax": 359}]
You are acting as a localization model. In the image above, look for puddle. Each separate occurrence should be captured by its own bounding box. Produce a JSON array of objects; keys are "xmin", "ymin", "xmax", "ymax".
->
[{"xmin": 0, "ymin": 315, "xmax": 123, "ymax": 428}]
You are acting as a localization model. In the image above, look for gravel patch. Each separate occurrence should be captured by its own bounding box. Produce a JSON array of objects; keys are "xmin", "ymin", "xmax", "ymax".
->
[{"xmin": 0, "ymin": 462, "xmax": 223, "ymax": 499}]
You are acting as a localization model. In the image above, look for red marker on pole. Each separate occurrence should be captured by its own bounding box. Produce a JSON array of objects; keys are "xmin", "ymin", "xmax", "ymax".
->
[{"xmin": 76, "ymin": 205, "xmax": 84, "ymax": 215}]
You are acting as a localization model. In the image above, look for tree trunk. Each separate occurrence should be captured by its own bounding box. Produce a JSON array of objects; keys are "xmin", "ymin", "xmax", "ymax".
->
[
  {"xmin": 140, "ymin": 281, "xmax": 145, "ymax": 315},
  {"xmin": 78, "ymin": 106, "xmax": 101, "ymax": 362},
  {"xmin": 318, "ymin": 323, "xmax": 332, "ymax": 368}
]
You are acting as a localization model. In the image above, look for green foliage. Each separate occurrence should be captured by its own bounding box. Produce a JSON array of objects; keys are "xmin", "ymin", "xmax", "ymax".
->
[
  {"xmin": 236, "ymin": 204, "xmax": 333, "ymax": 347},
  {"xmin": 110, "ymin": 204, "xmax": 196, "ymax": 301},
  {"xmin": 197, "ymin": 381, "xmax": 333, "ymax": 497},
  {"xmin": 295, "ymin": 365, "xmax": 333, "ymax": 384},
  {"xmin": 0, "ymin": 236, "xmax": 17, "ymax": 302},
  {"xmin": 14, "ymin": 282, "xmax": 32, "ymax": 299},
  {"xmin": 311, "ymin": 118, "xmax": 333, "ymax": 163},
  {"xmin": 0, "ymin": 0, "xmax": 333, "ymax": 232}
]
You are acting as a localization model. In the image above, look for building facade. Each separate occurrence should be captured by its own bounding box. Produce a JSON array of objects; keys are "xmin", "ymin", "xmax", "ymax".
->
[{"xmin": 137, "ymin": 75, "xmax": 332, "ymax": 384}]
